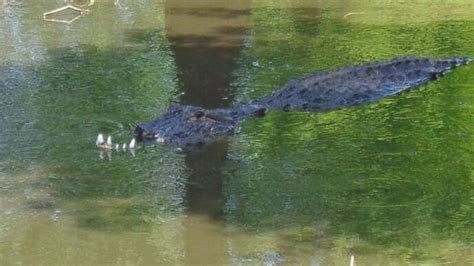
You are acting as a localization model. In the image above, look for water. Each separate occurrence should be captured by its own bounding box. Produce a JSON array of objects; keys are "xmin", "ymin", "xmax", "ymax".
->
[{"xmin": 1, "ymin": 0, "xmax": 473, "ymax": 265}]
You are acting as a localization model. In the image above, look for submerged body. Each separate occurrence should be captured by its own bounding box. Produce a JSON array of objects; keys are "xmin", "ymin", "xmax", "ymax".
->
[
  {"xmin": 134, "ymin": 102, "xmax": 266, "ymax": 146},
  {"xmin": 135, "ymin": 57, "xmax": 472, "ymax": 147}
]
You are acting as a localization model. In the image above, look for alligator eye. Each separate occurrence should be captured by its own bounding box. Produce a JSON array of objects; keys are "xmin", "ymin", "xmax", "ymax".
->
[
  {"xmin": 253, "ymin": 108, "xmax": 267, "ymax": 117},
  {"xmin": 194, "ymin": 111, "xmax": 204, "ymax": 118},
  {"xmin": 134, "ymin": 125, "xmax": 148, "ymax": 141}
]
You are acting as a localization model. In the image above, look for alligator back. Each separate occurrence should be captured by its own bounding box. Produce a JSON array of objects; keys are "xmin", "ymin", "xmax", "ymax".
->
[
  {"xmin": 133, "ymin": 56, "xmax": 471, "ymax": 147},
  {"xmin": 255, "ymin": 57, "xmax": 472, "ymax": 112}
]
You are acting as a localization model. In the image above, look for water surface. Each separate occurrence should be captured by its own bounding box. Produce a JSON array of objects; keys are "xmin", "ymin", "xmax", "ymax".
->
[{"xmin": 1, "ymin": 0, "xmax": 473, "ymax": 265}]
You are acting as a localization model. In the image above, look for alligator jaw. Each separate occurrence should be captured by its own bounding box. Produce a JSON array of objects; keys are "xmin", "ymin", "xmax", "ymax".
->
[
  {"xmin": 134, "ymin": 125, "xmax": 149, "ymax": 141},
  {"xmin": 96, "ymin": 134, "xmax": 113, "ymax": 150},
  {"xmin": 96, "ymin": 133, "xmax": 136, "ymax": 152}
]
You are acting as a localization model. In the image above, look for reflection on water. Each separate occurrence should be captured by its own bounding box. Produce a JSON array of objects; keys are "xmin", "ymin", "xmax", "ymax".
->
[
  {"xmin": 166, "ymin": 0, "xmax": 251, "ymax": 108},
  {"xmin": 1, "ymin": 0, "xmax": 473, "ymax": 265},
  {"xmin": 165, "ymin": 1, "xmax": 251, "ymax": 264}
]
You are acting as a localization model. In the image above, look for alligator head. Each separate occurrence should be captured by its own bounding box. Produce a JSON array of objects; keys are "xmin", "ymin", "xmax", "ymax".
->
[
  {"xmin": 134, "ymin": 103, "xmax": 238, "ymax": 147},
  {"xmin": 134, "ymin": 102, "xmax": 267, "ymax": 147}
]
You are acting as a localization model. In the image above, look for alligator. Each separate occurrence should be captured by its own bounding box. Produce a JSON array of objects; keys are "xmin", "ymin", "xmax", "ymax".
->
[{"xmin": 124, "ymin": 57, "xmax": 472, "ymax": 148}]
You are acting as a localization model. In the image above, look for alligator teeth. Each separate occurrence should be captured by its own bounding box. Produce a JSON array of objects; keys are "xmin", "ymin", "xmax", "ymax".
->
[
  {"xmin": 115, "ymin": 144, "xmax": 119, "ymax": 151},
  {"xmin": 106, "ymin": 136, "xmax": 112, "ymax": 146},
  {"xmin": 96, "ymin": 134, "xmax": 104, "ymax": 146},
  {"xmin": 122, "ymin": 143, "xmax": 127, "ymax": 152},
  {"xmin": 129, "ymin": 138, "xmax": 136, "ymax": 149},
  {"xmin": 155, "ymin": 134, "xmax": 165, "ymax": 143}
]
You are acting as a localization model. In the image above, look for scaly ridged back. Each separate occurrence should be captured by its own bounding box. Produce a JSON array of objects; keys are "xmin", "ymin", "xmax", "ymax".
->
[
  {"xmin": 135, "ymin": 56, "xmax": 471, "ymax": 147},
  {"xmin": 255, "ymin": 57, "xmax": 472, "ymax": 111}
]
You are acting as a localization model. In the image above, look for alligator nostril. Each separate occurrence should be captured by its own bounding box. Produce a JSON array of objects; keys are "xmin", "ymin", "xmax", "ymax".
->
[
  {"xmin": 134, "ymin": 125, "xmax": 145, "ymax": 141},
  {"xmin": 194, "ymin": 110, "xmax": 205, "ymax": 118},
  {"xmin": 253, "ymin": 108, "xmax": 267, "ymax": 117}
]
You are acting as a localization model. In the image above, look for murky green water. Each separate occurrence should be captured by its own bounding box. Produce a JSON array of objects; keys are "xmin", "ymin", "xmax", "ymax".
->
[{"xmin": 1, "ymin": 0, "xmax": 473, "ymax": 265}]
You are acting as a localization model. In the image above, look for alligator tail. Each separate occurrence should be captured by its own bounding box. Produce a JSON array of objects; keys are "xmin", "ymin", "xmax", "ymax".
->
[
  {"xmin": 435, "ymin": 57, "xmax": 472, "ymax": 73},
  {"xmin": 252, "ymin": 57, "xmax": 472, "ymax": 112}
]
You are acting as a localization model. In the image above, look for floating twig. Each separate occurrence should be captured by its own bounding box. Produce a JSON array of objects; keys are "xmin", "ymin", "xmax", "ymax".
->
[
  {"xmin": 43, "ymin": 14, "xmax": 84, "ymax": 25},
  {"xmin": 42, "ymin": 0, "xmax": 96, "ymax": 24},
  {"xmin": 42, "ymin": 4, "xmax": 89, "ymax": 17},
  {"xmin": 343, "ymin": 12, "xmax": 365, "ymax": 18}
]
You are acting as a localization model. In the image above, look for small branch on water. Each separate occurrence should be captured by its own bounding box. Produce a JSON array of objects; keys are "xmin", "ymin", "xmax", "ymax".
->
[
  {"xmin": 43, "ymin": 15, "xmax": 84, "ymax": 25},
  {"xmin": 42, "ymin": 1, "xmax": 97, "ymax": 24},
  {"xmin": 343, "ymin": 12, "xmax": 365, "ymax": 18},
  {"xmin": 42, "ymin": 4, "xmax": 89, "ymax": 18}
]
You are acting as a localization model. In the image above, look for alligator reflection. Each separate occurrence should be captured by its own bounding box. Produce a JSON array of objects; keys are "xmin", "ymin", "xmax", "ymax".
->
[{"xmin": 165, "ymin": 0, "xmax": 250, "ymax": 264}]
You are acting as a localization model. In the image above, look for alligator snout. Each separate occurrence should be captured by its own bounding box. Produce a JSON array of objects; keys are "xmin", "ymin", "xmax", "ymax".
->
[{"xmin": 134, "ymin": 124, "xmax": 154, "ymax": 141}]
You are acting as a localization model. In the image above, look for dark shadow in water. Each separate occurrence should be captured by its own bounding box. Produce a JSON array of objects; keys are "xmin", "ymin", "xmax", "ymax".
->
[
  {"xmin": 164, "ymin": 0, "xmax": 251, "ymax": 217},
  {"xmin": 167, "ymin": 37, "xmax": 243, "ymax": 107},
  {"xmin": 164, "ymin": 1, "xmax": 251, "ymax": 263},
  {"xmin": 181, "ymin": 141, "xmax": 230, "ymax": 219},
  {"xmin": 165, "ymin": 3, "xmax": 251, "ymax": 108}
]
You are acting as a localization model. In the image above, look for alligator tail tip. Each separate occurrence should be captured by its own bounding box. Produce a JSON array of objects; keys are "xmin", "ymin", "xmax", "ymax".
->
[
  {"xmin": 457, "ymin": 57, "xmax": 473, "ymax": 65},
  {"xmin": 447, "ymin": 57, "xmax": 473, "ymax": 69}
]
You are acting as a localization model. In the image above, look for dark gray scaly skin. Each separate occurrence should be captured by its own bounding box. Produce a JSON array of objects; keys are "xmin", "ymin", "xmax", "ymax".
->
[
  {"xmin": 135, "ymin": 57, "xmax": 472, "ymax": 147},
  {"xmin": 134, "ymin": 102, "xmax": 266, "ymax": 147}
]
